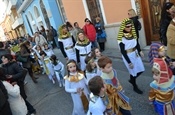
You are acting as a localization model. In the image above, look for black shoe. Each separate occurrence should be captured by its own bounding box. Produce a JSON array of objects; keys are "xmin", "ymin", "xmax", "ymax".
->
[
  {"xmin": 134, "ymin": 87, "xmax": 143, "ymax": 94},
  {"xmin": 28, "ymin": 110, "xmax": 36, "ymax": 115},
  {"xmin": 128, "ymin": 79, "xmax": 133, "ymax": 84}
]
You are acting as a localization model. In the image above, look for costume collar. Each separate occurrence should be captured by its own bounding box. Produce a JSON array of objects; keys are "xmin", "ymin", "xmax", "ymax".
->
[
  {"xmin": 150, "ymin": 75, "xmax": 175, "ymax": 92},
  {"xmin": 101, "ymin": 69, "xmax": 116, "ymax": 79},
  {"xmin": 64, "ymin": 72, "xmax": 84, "ymax": 82}
]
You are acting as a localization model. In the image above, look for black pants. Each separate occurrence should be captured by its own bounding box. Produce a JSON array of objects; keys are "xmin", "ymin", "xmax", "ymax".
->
[
  {"xmin": 98, "ymin": 42, "xmax": 105, "ymax": 51},
  {"xmin": 18, "ymin": 81, "xmax": 36, "ymax": 114}
]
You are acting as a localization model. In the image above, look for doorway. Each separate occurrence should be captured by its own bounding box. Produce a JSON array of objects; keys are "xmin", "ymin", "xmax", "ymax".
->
[
  {"xmin": 86, "ymin": 0, "xmax": 103, "ymax": 24},
  {"xmin": 140, "ymin": 0, "xmax": 165, "ymax": 45}
]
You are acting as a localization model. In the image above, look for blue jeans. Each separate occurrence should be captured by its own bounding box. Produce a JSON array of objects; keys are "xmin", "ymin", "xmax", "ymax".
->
[
  {"xmin": 54, "ymin": 36, "xmax": 59, "ymax": 48},
  {"xmin": 91, "ymin": 40, "xmax": 98, "ymax": 49}
]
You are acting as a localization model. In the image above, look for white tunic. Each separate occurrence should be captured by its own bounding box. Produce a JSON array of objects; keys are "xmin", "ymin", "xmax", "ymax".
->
[
  {"xmin": 44, "ymin": 57, "xmax": 55, "ymax": 76},
  {"xmin": 44, "ymin": 48, "xmax": 55, "ymax": 57},
  {"xmin": 2, "ymin": 81, "xmax": 27, "ymax": 115},
  {"xmin": 75, "ymin": 42, "xmax": 92, "ymax": 70},
  {"xmin": 65, "ymin": 72, "xmax": 89, "ymax": 115},
  {"xmin": 58, "ymin": 37, "xmax": 77, "ymax": 61},
  {"xmin": 121, "ymin": 38, "xmax": 145, "ymax": 76},
  {"xmin": 85, "ymin": 68, "xmax": 101, "ymax": 85},
  {"xmin": 87, "ymin": 93, "xmax": 106, "ymax": 115},
  {"xmin": 52, "ymin": 60, "xmax": 65, "ymax": 80}
]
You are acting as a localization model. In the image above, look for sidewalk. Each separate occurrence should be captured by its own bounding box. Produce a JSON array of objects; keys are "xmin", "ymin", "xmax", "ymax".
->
[{"xmin": 102, "ymin": 46, "xmax": 150, "ymax": 63}]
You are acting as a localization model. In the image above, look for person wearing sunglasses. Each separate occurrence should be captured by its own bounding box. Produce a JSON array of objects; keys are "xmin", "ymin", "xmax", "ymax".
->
[
  {"xmin": 117, "ymin": 18, "xmax": 145, "ymax": 94},
  {"xmin": 83, "ymin": 18, "xmax": 98, "ymax": 48},
  {"xmin": 128, "ymin": 9, "xmax": 141, "ymax": 41}
]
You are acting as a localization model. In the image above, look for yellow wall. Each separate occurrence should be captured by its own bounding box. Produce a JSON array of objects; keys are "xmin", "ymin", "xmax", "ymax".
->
[
  {"xmin": 102, "ymin": 0, "xmax": 132, "ymax": 23},
  {"xmin": 62, "ymin": 0, "xmax": 86, "ymax": 28}
]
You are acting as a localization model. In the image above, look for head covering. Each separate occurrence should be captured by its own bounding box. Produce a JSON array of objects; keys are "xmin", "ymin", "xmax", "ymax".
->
[
  {"xmin": 76, "ymin": 31, "xmax": 90, "ymax": 46},
  {"xmin": 165, "ymin": 2, "xmax": 174, "ymax": 10},
  {"xmin": 148, "ymin": 42, "xmax": 164, "ymax": 65},
  {"xmin": 117, "ymin": 18, "xmax": 137, "ymax": 42},
  {"xmin": 58, "ymin": 24, "xmax": 71, "ymax": 39},
  {"xmin": 153, "ymin": 58, "xmax": 173, "ymax": 85}
]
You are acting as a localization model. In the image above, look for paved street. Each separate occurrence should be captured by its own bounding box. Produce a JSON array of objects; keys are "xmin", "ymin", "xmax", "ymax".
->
[{"xmin": 25, "ymin": 48, "xmax": 157, "ymax": 115}]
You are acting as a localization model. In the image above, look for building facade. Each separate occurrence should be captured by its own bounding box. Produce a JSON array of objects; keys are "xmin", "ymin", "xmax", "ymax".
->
[
  {"xmin": 0, "ymin": 0, "xmax": 24, "ymax": 40},
  {"xmin": 58, "ymin": 0, "xmax": 175, "ymax": 49},
  {"xmin": 17, "ymin": 0, "xmax": 63, "ymax": 36}
]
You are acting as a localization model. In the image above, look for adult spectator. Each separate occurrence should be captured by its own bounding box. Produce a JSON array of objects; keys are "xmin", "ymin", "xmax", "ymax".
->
[
  {"xmin": 128, "ymin": 9, "xmax": 142, "ymax": 39},
  {"xmin": 66, "ymin": 21, "xmax": 77, "ymax": 41},
  {"xmin": 46, "ymin": 28, "xmax": 54, "ymax": 49},
  {"xmin": 50, "ymin": 26, "xmax": 59, "ymax": 48},
  {"xmin": 40, "ymin": 25, "xmax": 47, "ymax": 39},
  {"xmin": 34, "ymin": 32, "xmax": 47, "ymax": 47},
  {"xmin": 0, "ymin": 80, "xmax": 12, "ymax": 115},
  {"xmin": 19, "ymin": 42, "xmax": 38, "ymax": 83},
  {"xmin": 166, "ymin": 13, "xmax": 175, "ymax": 75},
  {"xmin": 0, "ymin": 67, "xmax": 27, "ymax": 115},
  {"xmin": 160, "ymin": 2, "xmax": 174, "ymax": 46},
  {"xmin": 74, "ymin": 22, "xmax": 82, "ymax": 31},
  {"xmin": 95, "ymin": 17, "xmax": 106, "ymax": 52},
  {"xmin": 1, "ymin": 54, "xmax": 36, "ymax": 115},
  {"xmin": 0, "ymin": 42, "xmax": 10, "ymax": 64},
  {"xmin": 83, "ymin": 18, "xmax": 98, "ymax": 48}
]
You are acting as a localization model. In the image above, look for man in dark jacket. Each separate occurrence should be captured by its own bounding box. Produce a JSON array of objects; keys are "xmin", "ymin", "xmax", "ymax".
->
[{"xmin": 0, "ymin": 42, "xmax": 10, "ymax": 64}]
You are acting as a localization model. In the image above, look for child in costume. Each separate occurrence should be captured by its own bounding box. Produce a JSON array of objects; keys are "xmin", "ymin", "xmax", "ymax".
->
[
  {"xmin": 148, "ymin": 42, "xmax": 175, "ymax": 75},
  {"xmin": 40, "ymin": 51, "xmax": 55, "ymax": 84},
  {"xmin": 64, "ymin": 59, "xmax": 89, "ymax": 115},
  {"xmin": 58, "ymin": 24, "xmax": 77, "ymax": 61},
  {"xmin": 43, "ymin": 43, "xmax": 55, "ymax": 57},
  {"xmin": 50, "ymin": 55, "xmax": 65, "ymax": 87},
  {"xmin": 117, "ymin": 18, "xmax": 145, "ymax": 94},
  {"xmin": 85, "ymin": 56, "xmax": 102, "ymax": 84},
  {"xmin": 149, "ymin": 58, "xmax": 175, "ymax": 115},
  {"xmin": 98, "ymin": 56, "xmax": 132, "ymax": 115},
  {"xmin": 75, "ymin": 31, "xmax": 92, "ymax": 71},
  {"xmin": 87, "ymin": 76, "xmax": 111, "ymax": 115},
  {"xmin": 91, "ymin": 47, "xmax": 103, "ymax": 75},
  {"xmin": 32, "ymin": 45, "xmax": 45, "ymax": 74}
]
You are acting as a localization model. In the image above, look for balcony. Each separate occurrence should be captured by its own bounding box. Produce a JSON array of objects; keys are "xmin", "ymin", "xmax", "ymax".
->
[
  {"xmin": 6, "ymin": 0, "xmax": 17, "ymax": 14},
  {"xmin": 12, "ymin": 17, "xmax": 23, "ymax": 29},
  {"xmin": 17, "ymin": 0, "xmax": 33, "ymax": 14}
]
